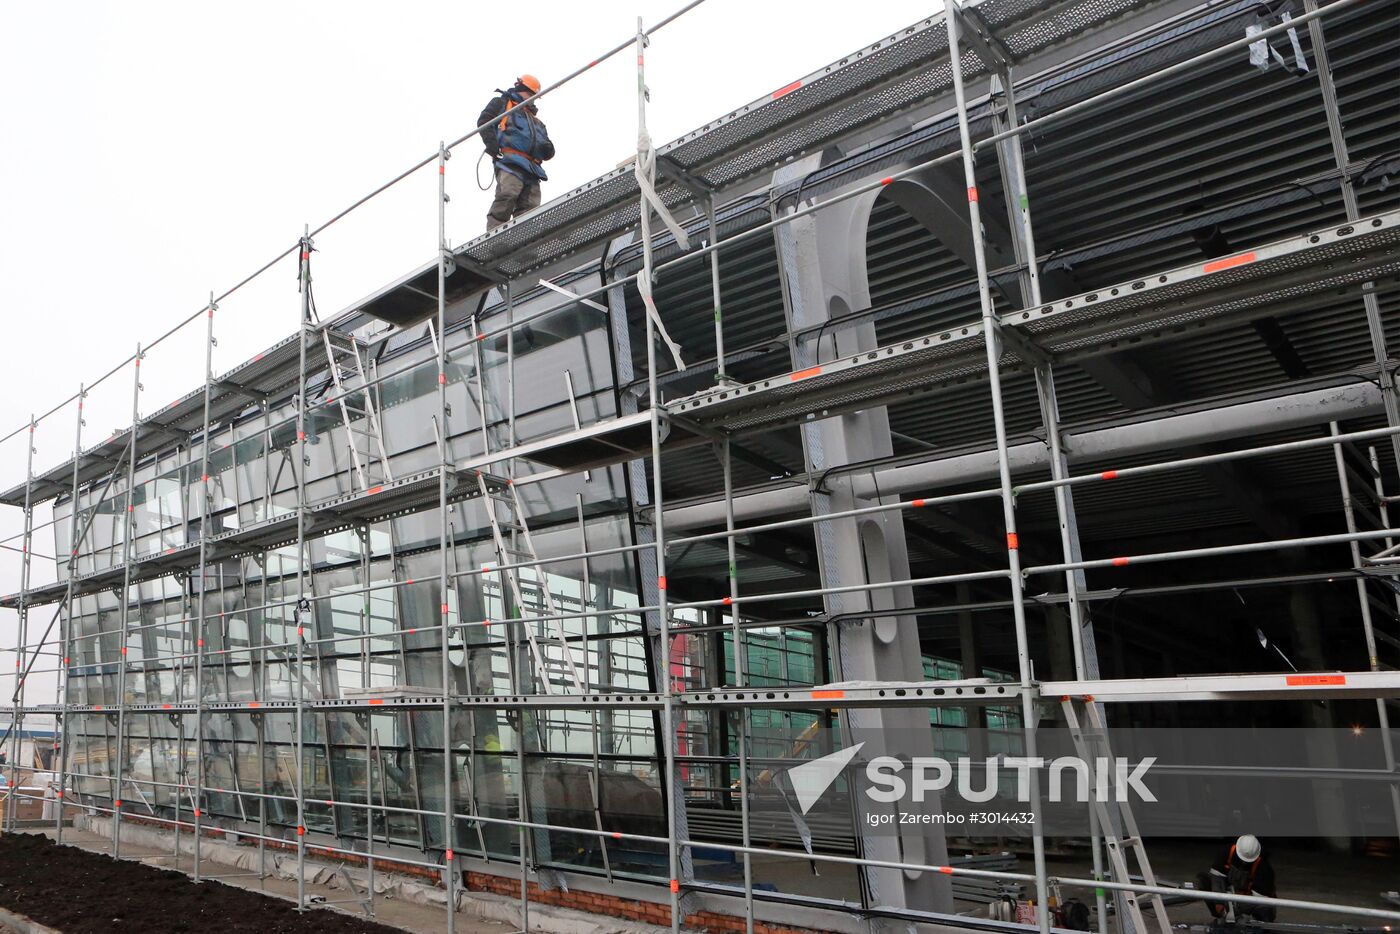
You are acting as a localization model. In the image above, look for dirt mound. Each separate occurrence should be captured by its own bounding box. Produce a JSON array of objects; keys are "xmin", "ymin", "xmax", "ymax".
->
[{"xmin": 0, "ymin": 833, "xmax": 406, "ymax": 933}]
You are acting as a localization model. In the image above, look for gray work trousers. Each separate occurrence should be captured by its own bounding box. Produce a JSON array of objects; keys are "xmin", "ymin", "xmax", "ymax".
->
[{"xmin": 486, "ymin": 168, "xmax": 541, "ymax": 230}]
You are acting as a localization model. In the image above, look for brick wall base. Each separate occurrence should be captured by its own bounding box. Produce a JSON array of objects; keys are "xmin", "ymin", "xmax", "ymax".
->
[
  {"xmin": 464, "ymin": 871, "xmax": 823, "ymax": 934},
  {"xmin": 122, "ymin": 815, "xmax": 820, "ymax": 933}
]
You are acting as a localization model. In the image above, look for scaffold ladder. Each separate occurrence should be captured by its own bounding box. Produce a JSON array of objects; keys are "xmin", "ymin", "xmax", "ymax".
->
[
  {"xmin": 1060, "ymin": 697, "xmax": 1171, "ymax": 934},
  {"xmin": 322, "ymin": 330, "xmax": 393, "ymax": 492},
  {"xmin": 1353, "ymin": 442, "xmax": 1400, "ymax": 652},
  {"xmin": 475, "ymin": 473, "xmax": 585, "ymax": 694}
]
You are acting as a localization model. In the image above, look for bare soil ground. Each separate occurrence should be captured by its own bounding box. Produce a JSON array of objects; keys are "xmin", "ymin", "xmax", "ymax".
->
[{"xmin": 0, "ymin": 833, "xmax": 406, "ymax": 934}]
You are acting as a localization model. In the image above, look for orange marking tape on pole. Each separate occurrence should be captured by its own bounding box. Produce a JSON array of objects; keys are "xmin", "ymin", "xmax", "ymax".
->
[
  {"xmin": 772, "ymin": 80, "xmax": 802, "ymax": 99},
  {"xmin": 1286, "ymin": 674, "xmax": 1346, "ymax": 686},
  {"xmin": 1111, "ymin": 557, "xmax": 1130, "ymax": 567},
  {"xmin": 811, "ymin": 689, "xmax": 846, "ymax": 699},
  {"xmin": 1006, "ymin": 532, "xmax": 1019, "ymax": 551},
  {"xmin": 790, "ymin": 366, "xmax": 822, "ymax": 381},
  {"xmin": 1202, "ymin": 251, "xmax": 1256, "ymax": 274}
]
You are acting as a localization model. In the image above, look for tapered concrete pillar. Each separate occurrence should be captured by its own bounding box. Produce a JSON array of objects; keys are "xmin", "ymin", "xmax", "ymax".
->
[{"xmin": 773, "ymin": 155, "xmax": 954, "ymax": 924}]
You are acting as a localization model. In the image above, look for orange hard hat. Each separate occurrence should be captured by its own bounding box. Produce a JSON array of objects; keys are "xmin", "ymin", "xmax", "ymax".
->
[{"xmin": 517, "ymin": 74, "xmax": 541, "ymax": 93}]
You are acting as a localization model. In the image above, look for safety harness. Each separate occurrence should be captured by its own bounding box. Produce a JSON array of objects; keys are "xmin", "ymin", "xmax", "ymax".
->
[{"xmin": 1227, "ymin": 844, "xmax": 1263, "ymax": 892}]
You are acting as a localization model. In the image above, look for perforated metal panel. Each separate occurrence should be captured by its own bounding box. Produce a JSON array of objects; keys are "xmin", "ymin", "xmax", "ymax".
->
[
  {"xmin": 983, "ymin": 0, "xmax": 1162, "ymax": 59},
  {"xmin": 665, "ymin": 24, "xmax": 954, "ymax": 185},
  {"xmin": 442, "ymin": 0, "xmax": 1178, "ymax": 283},
  {"xmin": 664, "ymin": 210, "xmax": 1400, "ymax": 436},
  {"xmin": 668, "ymin": 324, "xmax": 1010, "ymax": 434},
  {"xmin": 1014, "ymin": 212, "xmax": 1400, "ymax": 352}
]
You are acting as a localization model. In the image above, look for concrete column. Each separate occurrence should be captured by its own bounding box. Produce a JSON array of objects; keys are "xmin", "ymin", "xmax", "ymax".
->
[{"xmin": 773, "ymin": 155, "xmax": 953, "ymax": 923}]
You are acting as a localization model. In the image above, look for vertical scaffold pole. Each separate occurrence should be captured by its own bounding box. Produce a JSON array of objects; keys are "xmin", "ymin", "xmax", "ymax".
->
[
  {"xmin": 992, "ymin": 68, "xmax": 1111, "ymax": 934},
  {"xmin": 295, "ymin": 227, "xmax": 312, "ymax": 908},
  {"xmin": 504, "ymin": 277, "xmax": 531, "ymax": 934},
  {"xmin": 1308, "ymin": 0, "xmax": 1400, "ymax": 844},
  {"xmin": 6, "ymin": 414, "xmax": 37, "ymax": 832},
  {"xmin": 436, "ymin": 140, "xmax": 458, "ymax": 934},
  {"xmin": 1329, "ymin": 422, "xmax": 1400, "ymax": 837},
  {"xmin": 576, "ymin": 494, "xmax": 614, "ymax": 881},
  {"xmin": 1303, "ymin": 0, "xmax": 1400, "ymax": 474},
  {"xmin": 56, "ymin": 384, "xmax": 86, "ymax": 843},
  {"xmin": 944, "ymin": 6, "xmax": 1052, "ymax": 932},
  {"xmin": 193, "ymin": 295, "xmax": 216, "ymax": 881},
  {"xmin": 635, "ymin": 18, "xmax": 685, "ymax": 932},
  {"xmin": 113, "ymin": 344, "xmax": 144, "ymax": 858},
  {"xmin": 708, "ymin": 198, "xmax": 728, "ymax": 385},
  {"xmin": 720, "ymin": 438, "xmax": 753, "ymax": 934}
]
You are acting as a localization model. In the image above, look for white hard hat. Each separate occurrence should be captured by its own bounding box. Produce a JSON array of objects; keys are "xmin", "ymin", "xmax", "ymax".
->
[{"xmin": 1235, "ymin": 834, "xmax": 1261, "ymax": 863}]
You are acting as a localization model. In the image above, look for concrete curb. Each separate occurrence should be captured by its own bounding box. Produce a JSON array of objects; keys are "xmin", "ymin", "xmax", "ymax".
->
[
  {"xmin": 71, "ymin": 816, "xmax": 672, "ymax": 934},
  {"xmin": 0, "ymin": 905, "xmax": 64, "ymax": 934}
]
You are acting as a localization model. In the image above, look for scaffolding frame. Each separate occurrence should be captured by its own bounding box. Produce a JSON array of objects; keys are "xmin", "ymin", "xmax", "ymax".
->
[{"xmin": 1, "ymin": 1, "xmax": 1399, "ymax": 932}]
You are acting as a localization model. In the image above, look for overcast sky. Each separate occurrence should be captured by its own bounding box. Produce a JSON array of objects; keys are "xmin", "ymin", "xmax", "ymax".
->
[{"xmin": 0, "ymin": 1, "xmax": 941, "ymax": 704}]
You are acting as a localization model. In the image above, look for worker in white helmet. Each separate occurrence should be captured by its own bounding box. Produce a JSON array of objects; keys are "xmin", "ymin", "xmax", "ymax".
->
[{"xmin": 1197, "ymin": 834, "xmax": 1278, "ymax": 922}]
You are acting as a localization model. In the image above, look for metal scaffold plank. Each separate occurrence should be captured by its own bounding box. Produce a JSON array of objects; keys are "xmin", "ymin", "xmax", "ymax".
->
[
  {"xmin": 678, "ymin": 679, "xmax": 1023, "ymax": 708},
  {"xmin": 0, "ymin": 329, "xmax": 354, "ymax": 509},
  {"xmin": 456, "ymin": 411, "xmax": 686, "ymax": 474},
  {"xmin": 0, "ymin": 469, "xmax": 509, "ymax": 607},
  {"xmin": 6, "ymin": 0, "xmax": 1400, "ymax": 928},
  {"xmin": 1043, "ymin": 670, "xmax": 1400, "ymax": 702},
  {"xmin": 346, "ymin": 0, "xmax": 1180, "ymax": 319},
  {"xmin": 12, "ymin": 671, "xmax": 1394, "ymax": 717},
  {"xmin": 668, "ymin": 210, "xmax": 1400, "ymax": 436}
]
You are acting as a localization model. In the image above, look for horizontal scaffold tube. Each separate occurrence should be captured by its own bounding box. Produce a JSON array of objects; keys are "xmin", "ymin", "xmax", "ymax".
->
[{"xmin": 663, "ymin": 379, "xmax": 1386, "ymax": 531}]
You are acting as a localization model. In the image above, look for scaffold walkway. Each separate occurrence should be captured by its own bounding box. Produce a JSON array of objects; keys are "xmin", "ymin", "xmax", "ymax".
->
[
  {"xmin": 0, "ymin": 469, "xmax": 507, "ymax": 608},
  {"xmin": 2, "ymin": 0, "xmax": 1399, "ymax": 932},
  {"xmin": 669, "ymin": 209, "xmax": 1400, "ymax": 434},
  {"xmin": 6, "ymin": 668, "xmax": 1395, "ymax": 717}
]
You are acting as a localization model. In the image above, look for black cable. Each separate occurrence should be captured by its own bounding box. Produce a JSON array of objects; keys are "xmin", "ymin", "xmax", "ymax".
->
[
  {"xmin": 1353, "ymin": 150, "xmax": 1400, "ymax": 186},
  {"xmin": 476, "ymin": 150, "xmax": 494, "ymax": 191}
]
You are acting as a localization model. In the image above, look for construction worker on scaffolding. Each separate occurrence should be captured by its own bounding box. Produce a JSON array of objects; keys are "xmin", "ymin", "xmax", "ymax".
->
[
  {"xmin": 479, "ymin": 74, "xmax": 555, "ymax": 231},
  {"xmin": 1197, "ymin": 834, "xmax": 1278, "ymax": 923}
]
